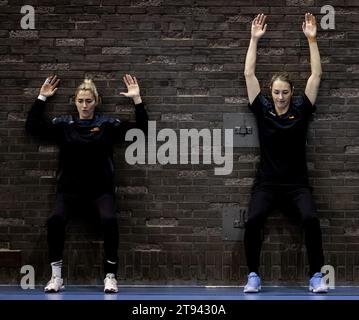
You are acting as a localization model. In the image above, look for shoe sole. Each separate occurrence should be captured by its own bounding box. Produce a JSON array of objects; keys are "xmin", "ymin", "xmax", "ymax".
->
[
  {"xmin": 309, "ymin": 286, "xmax": 328, "ymax": 293},
  {"xmin": 243, "ymin": 286, "xmax": 261, "ymax": 293},
  {"xmin": 104, "ymin": 289, "xmax": 118, "ymax": 293},
  {"xmin": 44, "ymin": 285, "xmax": 65, "ymax": 293}
]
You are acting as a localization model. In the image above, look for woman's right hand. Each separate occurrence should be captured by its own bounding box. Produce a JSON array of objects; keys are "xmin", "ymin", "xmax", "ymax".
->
[
  {"xmin": 39, "ymin": 75, "xmax": 60, "ymax": 97},
  {"xmin": 251, "ymin": 13, "xmax": 267, "ymax": 40}
]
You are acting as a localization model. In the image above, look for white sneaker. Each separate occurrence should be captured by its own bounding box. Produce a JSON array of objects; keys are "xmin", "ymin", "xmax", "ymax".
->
[
  {"xmin": 104, "ymin": 273, "xmax": 118, "ymax": 293},
  {"xmin": 44, "ymin": 276, "xmax": 64, "ymax": 293}
]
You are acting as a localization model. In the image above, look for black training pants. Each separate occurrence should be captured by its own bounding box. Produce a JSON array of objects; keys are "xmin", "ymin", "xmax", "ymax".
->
[
  {"xmin": 46, "ymin": 192, "xmax": 119, "ymax": 274},
  {"xmin": 244, "ymin": 184, "xmax": 324, "ymax": 277}
]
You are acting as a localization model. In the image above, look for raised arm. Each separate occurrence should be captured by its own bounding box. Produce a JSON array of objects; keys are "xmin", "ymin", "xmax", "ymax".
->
[
  {"xmin": 118, "ymin": 74, "xmax": 148, "ymax": 135},
  {"xmin": 244, "ymin": 13, "xmax": 267, "ymax": 104},
  {"xmin": 25, "ymin": 75, "xmax": 60, "ymax": 137},
  {"xmin": 303, "ymin": 13, "xmax": 322, "ymax": 105}
]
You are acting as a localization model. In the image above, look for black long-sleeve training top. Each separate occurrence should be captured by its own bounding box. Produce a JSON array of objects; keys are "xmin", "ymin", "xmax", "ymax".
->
[{"xmin": 26, "ymin": 98, "xmax": 148, "ymax": 197}]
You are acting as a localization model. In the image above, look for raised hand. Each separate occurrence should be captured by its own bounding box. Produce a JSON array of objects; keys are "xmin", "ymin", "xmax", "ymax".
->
[
  {"xmin": 251, "ymin": 13, "xmax": 267, "ymax": 40},
  {"xmin": 120, "ymin": 74, "xmax": 141, "ymax": 102},
  {"xmin": 302, "ymin": 12, "xmax": 317, "ymax": 40},
  {"xmin": 39, "ymin": 75, "xmax": 60, "ymax": 97}
]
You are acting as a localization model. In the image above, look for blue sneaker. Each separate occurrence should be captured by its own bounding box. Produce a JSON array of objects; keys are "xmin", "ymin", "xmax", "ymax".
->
[
  {"xmin": 243, "ymin": 272, "xmax": 261, "ymax": 293},
  {"xmin": 309, "ymin": 272, "xmax": 328, "ymax": 293}
]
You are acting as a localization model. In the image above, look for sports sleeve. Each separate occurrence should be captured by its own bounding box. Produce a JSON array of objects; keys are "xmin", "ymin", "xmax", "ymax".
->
[
  {"xmin": 248, "ymin": 93, "xmax": 270, "ymax": 117},
  {"xmin": 111, "ymin": 102, "xmax": 149, "ymax": 142},
  {"xmin": 292, "ymin": 94, "xmax": 316, "ymax": 117},
  {"xmin": 25, "ymin": 99, "xmax": 60, "ymax": 139}
]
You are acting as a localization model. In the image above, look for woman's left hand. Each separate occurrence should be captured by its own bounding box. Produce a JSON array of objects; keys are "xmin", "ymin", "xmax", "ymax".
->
[{"xmin": 120, "ymin": 74, "xmax": 142, "ymax": 104}]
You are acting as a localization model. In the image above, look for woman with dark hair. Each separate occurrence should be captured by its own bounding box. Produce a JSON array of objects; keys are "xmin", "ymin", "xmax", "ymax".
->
[
  {"xmin": 26, "ymin": 75, "xmax": 148, "ymax": 293},
  {"xmin": 243, "ymin": 13, "xmax": 328, "ymax": 293}
]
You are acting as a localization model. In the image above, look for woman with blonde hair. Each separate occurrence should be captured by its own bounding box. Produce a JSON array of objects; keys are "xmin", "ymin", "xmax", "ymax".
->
[{"xmin": 26, "ymin": 74, "xmax": 148, "ymax": 293}]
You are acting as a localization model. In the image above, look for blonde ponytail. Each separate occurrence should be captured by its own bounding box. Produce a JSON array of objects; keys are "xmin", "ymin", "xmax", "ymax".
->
[{"xmin": 75, "ymin": 78, "xmax": 99, "ymax": 103}]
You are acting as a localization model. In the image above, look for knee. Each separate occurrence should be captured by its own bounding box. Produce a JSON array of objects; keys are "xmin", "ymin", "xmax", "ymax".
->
[{"xmin": 245, "ymin": 216, "xmax": 265, "ymax": 231}]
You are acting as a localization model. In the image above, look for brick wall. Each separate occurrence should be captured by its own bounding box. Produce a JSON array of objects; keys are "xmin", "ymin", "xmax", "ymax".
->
[{"xmin": 1, "ymin": 0, "xmax": 359, "ymax": 285}]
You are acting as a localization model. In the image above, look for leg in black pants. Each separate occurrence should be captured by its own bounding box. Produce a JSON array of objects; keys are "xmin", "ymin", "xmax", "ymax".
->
[
  {"xmin": 287, "ymin": 187, "xmax": 324, "ymax": 277},
  {"xmin": 244, "ymin": 186, "xmax": 275, "ymax": 275},
  {"xmin": 47, "ymin": 193, "xmax": 70, "ymax": 263},
  {"xmin": 93, "ymin": 193, "xmax": 119, "ymax": 276}
]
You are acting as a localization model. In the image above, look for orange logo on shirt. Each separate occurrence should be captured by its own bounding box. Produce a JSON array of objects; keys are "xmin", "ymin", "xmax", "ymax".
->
[{"xmin": 90, "ymin": 127, "xmax": 100, "ymax": 133}]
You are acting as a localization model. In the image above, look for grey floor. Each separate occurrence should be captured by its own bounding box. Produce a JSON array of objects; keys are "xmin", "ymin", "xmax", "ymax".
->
[{"xmin": 1, "ymin": 285, "xmax": 358, "ymax": 300}]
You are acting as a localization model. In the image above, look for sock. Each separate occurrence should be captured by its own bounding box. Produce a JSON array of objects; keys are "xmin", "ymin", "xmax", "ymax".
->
[
  {"xmin": 50, "ymin": 260, "xmax": 63, "ymax": 278},
  {"xmin": 104, "ymin": 260, "xmax": 117, "ymax": 278}
]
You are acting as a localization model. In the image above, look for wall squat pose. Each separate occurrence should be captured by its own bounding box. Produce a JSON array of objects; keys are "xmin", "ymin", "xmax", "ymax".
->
[
  {"xmin": 26, "ymin": 74, "xmax": 148, "ymax": 293},
  {"xmin": 243, "ymin": 13, "xmax": 328, "ymax": 293}
]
